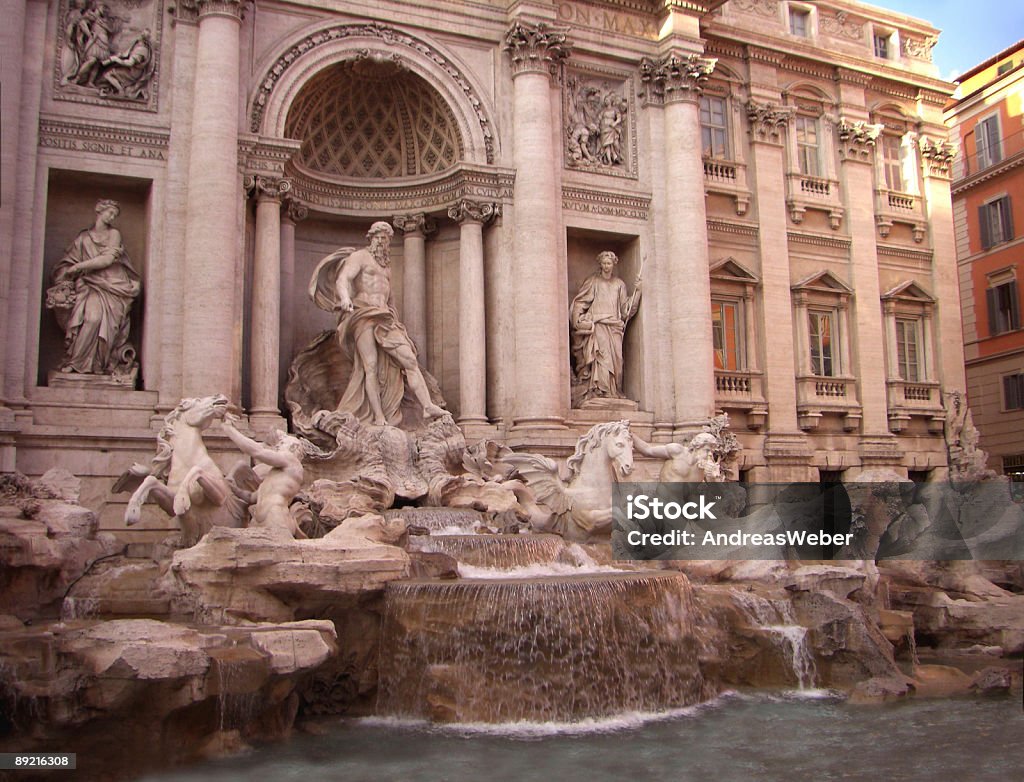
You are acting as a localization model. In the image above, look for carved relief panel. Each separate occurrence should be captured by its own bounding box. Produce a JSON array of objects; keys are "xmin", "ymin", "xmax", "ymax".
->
[
  {"xmin": 563, "ymin": 68, "xmax": 637, "ymax": 178},
  {"xmin": 53, "ymin": 0, "xmax": 163, "ymax": 111}
]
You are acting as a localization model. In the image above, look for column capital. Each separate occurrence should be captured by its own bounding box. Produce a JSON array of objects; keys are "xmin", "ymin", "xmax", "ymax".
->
[
  {"xmin": 448, "ymin": 200, "xmax": 499, "ymax": 225},
  {"xmin": 638, "ymin": 53, "xmax": 716, "ymax": 106},
  {"xmin": 283, "ymin": 197, "xmax": 308, "ymax": 224},
  {"xmin": 918, "ymin": 135, "xmax": 957, "ymax": 179},
  {"xmin": 836, "ymin": 118, "xmax": 883, "ymax": 163},
  {"xmin": 503, "ymin": 20, "xmax": 571, "ymax": 78},
  {"xmin": 196, "ymin": 0, "xmax": 246, "ymax": 21},
  {"xmin": 746, "ymin": 99, "xmax": 794, "ymax": 144},
  {"xmin": 244, "ymin": 175, "xmax": 291, "ymax": 203},
  {"xmin": 393, "ymin": 213, "xmax": 437, "ymax": 238}
]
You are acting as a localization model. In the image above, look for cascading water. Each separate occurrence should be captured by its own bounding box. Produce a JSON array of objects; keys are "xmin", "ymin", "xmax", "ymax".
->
[
  {"xmin": 377, "ymin": 572, "xmax": 710, "ymax": 723},
  {"xmin": 733, "ymin": 592, "xmax": 817, "ymax": 689},
  {"xmin": 407, "ymin": 534, "xmax": 567, "ymax": 569}
]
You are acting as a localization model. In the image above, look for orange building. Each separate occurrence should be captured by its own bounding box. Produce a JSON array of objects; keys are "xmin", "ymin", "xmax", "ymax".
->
[{"xmin": 946, "ymin": 40, "xmax": 1024, "ymax": 482}]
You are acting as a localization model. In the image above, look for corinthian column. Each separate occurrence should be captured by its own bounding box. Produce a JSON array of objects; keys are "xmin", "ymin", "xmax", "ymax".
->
[
  {"xmin": 181, "ymin": 0, "xmax": 245, "ymax": 400},
  {"xmin": 639, "ymin": 53, "xmax": 717, "ymax": 430},
  {"xmin": 504, "ymin": 20, "xmax": 572, "ymax": 435},
  {"xmin": 393, "ymin": 213, "xmax": 436, "ymax": 356},
  {"xmin": 246, "ymin": 175, "xmax": 289, "ymax": 431},
  {"xmin": 448, "ymin": 200, "xmax": 498, "ymax": 426}
]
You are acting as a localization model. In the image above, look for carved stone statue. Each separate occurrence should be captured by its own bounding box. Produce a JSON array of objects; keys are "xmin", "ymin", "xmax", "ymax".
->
[
  {"xmin": 569, "ymin": 251, "xmax": 641, "ymax": 406},
  {"xmin": 220, "ymin": 417, "xmax": 327, "ymax": 539},
  {"xmin": 308, "ymin": 221, "xmax": 447, "ymax": 428},
  {"xmin": 633, "ymin": 415, "xmax": 740, "ymax": 482},
  {"xmin": 46, "ymin": 199, "xmax": 141, "ymax": 379}
]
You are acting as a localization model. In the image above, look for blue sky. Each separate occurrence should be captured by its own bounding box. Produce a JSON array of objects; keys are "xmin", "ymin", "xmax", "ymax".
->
[{"xmin": 876, "ymin": 0, "xmax": 1024, "ymax": 80}]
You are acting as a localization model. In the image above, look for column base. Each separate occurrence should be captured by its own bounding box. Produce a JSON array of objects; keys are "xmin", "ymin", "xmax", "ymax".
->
[
  {"xmin": 507, "ymin": 417, "xmax": 579, "ymax": 455},
  {"xmin": 248, "ymin": 409, "xmax": 288, "ymax": 435},
  {"xmin": 458, "ymin": 418, "xmax": 500, "ymax": 444}
]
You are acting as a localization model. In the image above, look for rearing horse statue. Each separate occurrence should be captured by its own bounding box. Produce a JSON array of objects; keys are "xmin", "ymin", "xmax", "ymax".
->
[
  {"xmin": 114, "ymin": 395, "xmax": 253, "ymax": 546},
  {"xmin": 504, "ymin": 420, "xmax": 634, "ymax": 542}
]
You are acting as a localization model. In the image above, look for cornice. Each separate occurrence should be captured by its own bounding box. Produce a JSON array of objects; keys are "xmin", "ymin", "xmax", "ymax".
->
[{"xmin": 952, "ymin": 150, "xmax": 1024, "ymax": 196}]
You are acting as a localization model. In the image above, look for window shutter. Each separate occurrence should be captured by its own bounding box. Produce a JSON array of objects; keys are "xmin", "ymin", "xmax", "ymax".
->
[
  {"xmin": 979, "ymin": 205, "xmax": 992, "ymax": 249},
  {"xmin": 1008, "ymin": 280, "xmax": 1021, "ymax": 330},
  {"xmin": 987, "ymin": 287, "xmax": 1000, "ymax": 335},
  {"xmin": 1002, "ymin": 197, "xmax": 1015, "ymax": 241}
]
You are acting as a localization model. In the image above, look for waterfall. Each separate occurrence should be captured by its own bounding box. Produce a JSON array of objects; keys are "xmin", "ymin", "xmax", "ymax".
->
[
  {"xmin": 408, "ymin": 534, "xmax": 566, "ymax": 569},
  {"xmin": 733, "ymin": 592, "xmax": 817, "ymax": 689},
  {"xmin": 377, "ymin": 572, "xmax": 709, "ymax": 723}
]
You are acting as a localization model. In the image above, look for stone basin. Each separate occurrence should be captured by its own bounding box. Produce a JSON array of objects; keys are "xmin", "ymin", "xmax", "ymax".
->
[
  {"xmin": 407, "ymin": 533, "xmax": 567, "ymax": 569},
  {"xmin": 377, "ymin": 571, "xmax": 712, "ymax": 723}
]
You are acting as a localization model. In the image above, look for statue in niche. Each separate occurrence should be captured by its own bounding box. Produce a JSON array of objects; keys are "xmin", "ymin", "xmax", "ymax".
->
[
  {"xmin": 46, "ymin": 199, "xmax": 141, "ymax": 380},
  {"xmin": 59, "ymin": 0, "xmax": 156, "ymax": 102},
  {"xmin": 569, "ymin": 251, "xmax": 641, "ymax": 407},
  {"xmin": 565, "ymin": 76, "xmax": 628, "ymax": 170},
  {"xmin": 307, "ymin": 221, "xmax": 447, "ymax": 428}
]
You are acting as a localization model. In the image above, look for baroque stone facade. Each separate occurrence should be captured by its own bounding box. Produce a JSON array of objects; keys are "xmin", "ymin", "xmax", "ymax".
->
[{"xmin": 0, "ymin": 0, "xmax": 965, "ymax": 536}]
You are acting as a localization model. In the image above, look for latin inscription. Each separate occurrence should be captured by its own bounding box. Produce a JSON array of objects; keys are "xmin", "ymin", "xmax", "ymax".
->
[
  {"xmin": 555, "ymin": 2, "xmax": 658, "ymax": 39},
  {"xmin": 39, "ymin": 134, "xmax": 166, "ymax": 160}
]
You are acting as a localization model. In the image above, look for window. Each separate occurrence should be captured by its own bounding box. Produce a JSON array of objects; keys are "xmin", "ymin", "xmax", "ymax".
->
[
  {"xmin": 808, "ymin": 310, "xmax": 837, "ymax": 376},
  {"xmin": 881, "ymin": 134, "xmax": 904, "ymax": 191},
  {"xmin": 790, "ymin": 7, "xmax": 810, "ymax": 37},
  {"xmin": 979, "ymin": 196, "xmax": 1014, "ymax": 249},
  {"xmin": 895, "ymin": 318, "xmax": 922, "ymax": 381},
  {"xmin": 700, "ymin": 96, "xmax": 729, "ymax": 159},
  {"xmin": 874, "ymin": 34, "xmax": 890, "ymax": 59},
  {"xmin": 1005, "ymin": 373, "xmax": 1024, "ymax": 410},
  {"xmin": 976, "ymin": 114, "xmax": 1002, "ymax": 170},
  {"xmin": 997, "ymin": 61, "xmax": 1014, "ymax": 76},
  {"xmin": 987, "ymin": 277, "xmax": 1021, "ymax": 335},
  {"xmin": 712, "ymin": 299, "xmax": 742, "ymax": 370},
  {"xmin": 795, "ymin": 115, "xmax": 820, "ymax": 177}
]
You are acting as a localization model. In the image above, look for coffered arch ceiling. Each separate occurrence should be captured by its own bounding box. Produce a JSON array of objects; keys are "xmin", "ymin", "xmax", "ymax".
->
[{"xmin": 285, "ymin": 58, "xmax": 464, "ymax": 181}]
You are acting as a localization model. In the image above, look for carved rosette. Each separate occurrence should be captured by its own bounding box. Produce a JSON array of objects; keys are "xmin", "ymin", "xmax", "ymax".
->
[
  {"xmin": 393, "ymin": 213, "xmax": 437, "ymax": 237},
  {"xmin": 447, "ymin": 200, "xmax": 499, "ymax": 225},
  {"xmin": 244, "ymin": 175, "xmax": 292, "ymax": 202},
  {"xmin": 836, "ymin": 118, "xmax": 883, "ymax": 161},
  {"xmin": 638, "ymin": 54, "xmax": 716, "ymax": 105},
  {"xmin": 746, "ymin": 100, "xmax": 793, "ymax": 143},
  {"xmin": 919, "ymin": 136, "xmax": 957, "ymax": 178},
  {"xmin": 503, "ymin": 21, "xmax": 571, "ymax": 78}
]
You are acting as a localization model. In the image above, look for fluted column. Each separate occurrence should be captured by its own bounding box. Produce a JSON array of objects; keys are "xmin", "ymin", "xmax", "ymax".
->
[
  {"xmin": 280, "ymin": 198, "xmax": 307, "ymax": 397},
  {"xmin": 504, "ymin": 20, "xmax": 571, "ymax": 433},
  {"xmin": 393, "ymin": 213, "xmax": 435, "ymax": 356},
  {"xmin": 246, "ymin": 176, "xmax": 289, "ymax": 430},
  {"xmin": 639, "ymin": 53, "xmax": 717, "ymax": 430},
  {"xmin": 181, "ymin": 0, "xmax": 245, "ymax": 400},
  {"xmin": 449, "ymin": 200, "xmax": 498, "ymax": 426}
]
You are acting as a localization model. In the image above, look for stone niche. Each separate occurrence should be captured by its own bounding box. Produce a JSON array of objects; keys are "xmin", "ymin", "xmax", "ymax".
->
[
  {"xmin": 39, "ymin": 169, "xmax": 151, "ymax": 388},
  {"xmin": 566, "ymin": 228, "xmax": 644, "ymax": 409}
]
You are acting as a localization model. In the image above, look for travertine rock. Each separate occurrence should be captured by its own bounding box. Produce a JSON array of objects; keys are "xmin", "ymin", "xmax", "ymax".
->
[
  {"xmin": 165, "ymin": 523, "xmax": 409, "ymax": 624},
  {"xmin": 0, "ymin": 485, "xmax": 124, "ymax": 620},
  {"xmin": 0, "ymin": 617, "xmax": 337, "ymax": 779}
]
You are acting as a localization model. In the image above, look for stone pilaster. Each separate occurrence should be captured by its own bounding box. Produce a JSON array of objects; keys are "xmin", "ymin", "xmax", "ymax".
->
[
  {"xmin": 448, "ymin": 200, "xmax": 498, "ymax": 427},
  {"xmin": 181, "ymin": 0, "xmax": 245, "ymax": 400},
  {"xmin": 837, "ymin": 115, "xmax": 890, "ymax": 437},
  {"xmin": 393, "ymin": 213, "xmax": 436, "ymax": 357},
  {"xmin": 246, "ymin": 175, "xmax": 289, "ymax": 431},
  {"xmin": 280, "ymin": 198, "xmax": 307, "ymax": 398},
  {"xmin": 504, "ymin": 20, "xmax": 573, "ymax": 438},
  {"xmin": 919, "ymin": 134, "xmax": 967, "ymax": 392},
  {"xmin": 639, "ymin": 52, "xmax": 717, "ymax": 431}
]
